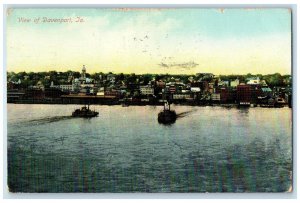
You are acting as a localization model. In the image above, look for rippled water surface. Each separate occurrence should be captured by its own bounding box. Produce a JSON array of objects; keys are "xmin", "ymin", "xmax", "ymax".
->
[{"xmin": 7, "ymin": 104, "xmax": 292, "ymax": 192}]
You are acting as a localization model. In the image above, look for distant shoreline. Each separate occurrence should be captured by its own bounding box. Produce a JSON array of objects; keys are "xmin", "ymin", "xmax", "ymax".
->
[{"xmin": 6, "ymin": 100, "xmax": 290, "ymax": 109}]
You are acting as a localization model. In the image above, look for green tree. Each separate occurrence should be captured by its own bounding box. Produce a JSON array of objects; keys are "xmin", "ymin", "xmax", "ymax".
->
[{"xmin": 263, "ymin": 73, "xmax": 283, "ymax": 87}]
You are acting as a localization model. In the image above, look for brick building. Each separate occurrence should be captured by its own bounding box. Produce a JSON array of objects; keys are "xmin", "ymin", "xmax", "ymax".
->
[{"xmin": 237, "ymin": 84, "xmax": 251, "ymax": 105}]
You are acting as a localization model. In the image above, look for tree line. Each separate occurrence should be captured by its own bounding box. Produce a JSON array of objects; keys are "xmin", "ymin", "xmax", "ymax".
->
[{"xmin": 7, "ymin": 71, "xmax": 292, "ymax": 88}]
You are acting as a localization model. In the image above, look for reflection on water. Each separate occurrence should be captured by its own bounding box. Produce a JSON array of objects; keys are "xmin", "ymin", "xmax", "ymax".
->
[
  {"xmin": 238, "ymin": 107, "xmax": 250, "ymax": 114},
  {"xmin": 7, "ymin": 104, "xmax": 292, "ymax": 192}
]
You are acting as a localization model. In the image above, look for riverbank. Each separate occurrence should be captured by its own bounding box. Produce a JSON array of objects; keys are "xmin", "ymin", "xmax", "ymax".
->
[{"xmin": 7, "ymin": 99, "xmax": 290, "ymax": 108}]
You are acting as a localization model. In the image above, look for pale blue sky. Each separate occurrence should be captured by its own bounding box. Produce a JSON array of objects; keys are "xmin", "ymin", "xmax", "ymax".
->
[
  {"xmin": 7, "ymin": 8, "xmax": 291, "ymax": 74},
  {"xmin": 8, "ymin": 8, "xmax": 290, "ymax": 36}
]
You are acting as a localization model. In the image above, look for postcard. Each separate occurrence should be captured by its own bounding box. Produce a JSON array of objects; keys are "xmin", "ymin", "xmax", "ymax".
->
[{"xmin": 5, "ymin": 7, "xmax": 292, "ymax": 193}]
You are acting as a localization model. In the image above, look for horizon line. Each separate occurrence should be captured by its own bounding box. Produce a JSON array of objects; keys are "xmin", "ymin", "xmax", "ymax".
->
[{"xmin": 6, "ymin": 70, "xmax": 292, "ymax": 76}]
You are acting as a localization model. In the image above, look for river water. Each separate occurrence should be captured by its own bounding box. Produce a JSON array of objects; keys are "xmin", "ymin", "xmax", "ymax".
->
[{"xmin": 7, "ymin": 104, "xmax": 292, "ymax": 192}]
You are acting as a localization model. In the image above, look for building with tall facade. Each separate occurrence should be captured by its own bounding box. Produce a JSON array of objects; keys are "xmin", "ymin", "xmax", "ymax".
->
[
  {"xmin": 79, "ymin": 65, "xmax": 87, "ymax": 83},
  {"xmin": 237, "ymin": 84, "xmax": 251, "ymax": 105}
]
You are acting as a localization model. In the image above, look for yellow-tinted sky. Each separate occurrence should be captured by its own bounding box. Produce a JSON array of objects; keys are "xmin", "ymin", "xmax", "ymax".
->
[{"xmin": 6, "ymin": 8, "xmax": 291, "ymax": 75}]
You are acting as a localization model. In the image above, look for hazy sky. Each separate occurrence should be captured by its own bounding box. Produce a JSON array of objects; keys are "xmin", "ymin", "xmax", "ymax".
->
[{"xmin": 6, "ymin": 8, "xmax": 291, "ymax": 75}]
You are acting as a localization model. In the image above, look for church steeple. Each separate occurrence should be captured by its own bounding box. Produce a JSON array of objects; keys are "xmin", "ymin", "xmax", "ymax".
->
[{"xmin": 81, "ymin": 65, "xmax": 86, "ymax": 79}]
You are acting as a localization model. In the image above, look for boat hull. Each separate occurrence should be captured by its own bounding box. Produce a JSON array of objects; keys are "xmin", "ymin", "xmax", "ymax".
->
[
  {"xmin": 158, "ymin": 110, "xmax": 177, "ymax": 124},
  {"xmin": 72, "ymin": 108, "xmax": 99, "ymax": 118}
]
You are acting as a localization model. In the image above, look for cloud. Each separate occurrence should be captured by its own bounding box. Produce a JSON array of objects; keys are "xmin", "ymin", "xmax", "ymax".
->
[{"xmin": 158, "ymin": 61, "xmax": 199, "ymax": 70}]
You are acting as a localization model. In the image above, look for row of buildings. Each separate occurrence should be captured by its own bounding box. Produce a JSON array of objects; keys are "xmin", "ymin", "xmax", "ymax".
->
[{"xmin": 7, "ymin": 66, "xmax": 292, "ymax": 107}]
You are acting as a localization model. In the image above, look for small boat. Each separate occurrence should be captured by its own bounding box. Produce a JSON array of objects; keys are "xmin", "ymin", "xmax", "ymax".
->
[
  {"xmin": 158, "ymin": 101, "xmax": 177, "ymax": 124},
  {"xmin": 122, "ymin": 103, "xmax": 129, "ymax": 107},
  {"xmin": 274, "ymin": 97, "xmax": 285, "ymax": 108},
  {"xmin": 121, "ymin": 98, "xmax": 130, "ymax": 107},
  {"xmin": 72, "ymin": 105, "xmax": 99, "ymax": 118}
]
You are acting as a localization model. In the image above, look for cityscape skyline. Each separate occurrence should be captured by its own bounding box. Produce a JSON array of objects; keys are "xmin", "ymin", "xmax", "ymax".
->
[
  {"xmin": 6, "ymin": 68, "xmax": 292, "ymax": 76},
  {"xmin": 7, "ymin": 8, "xmax": 291, "ymax": 75}
]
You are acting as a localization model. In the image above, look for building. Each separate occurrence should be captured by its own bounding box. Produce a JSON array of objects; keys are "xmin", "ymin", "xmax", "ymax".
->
[
  {"xmin": 237, "ymin": 84, "xmax": 251, "ymax": 105},
  {"xmin": 80, "ymin": 83, "xmax": 95, "ymax": 89},
  {"xmin": 50, "ymin": 81, "xmax": 74, "ymax": 92},
  {"xmin": 211, "ymin": 93, "xmax": 221, "ymax": 102},
  {"xmin": 7, "ymin": 81, "xmax": 21, "ymax": 90},
  {"xmin": 168, "ymin": 85, "xmax": 177, "ymax": 94},
  {"xmin": 230, "ymin": 79, "xmax": 239, "ymax": 87},
  {"xmin": 285, "ymin": 93, "xmax": 292, "ymax": 108},
  {"xmin": 218, "ymin": 80, "xmax": 229, "ymax": 87},
  {"xmin": 24, "ymin": 88, "xmax": 45, "ymax": 100},
  {"xmin": 220, "ymin": 87, "xmax": 229, "ymax": 103},
  {"xmin": 156, "ymin": 80, "xmax": 165, "ymax": 88},
  {"xmin": 190, "ymin": 87, "xmax": 201, "ymax": 93},
  {"xmin": 199, "ymin": 81, "xmax": 209, "ymax": 92},
  {"xmin": 260, "ymin": 80, "xmax": 267, "ymax": 86},
  {"xmin": 105, "ymin": 90, "xmax": 120, "ymax": 97},
  {"xmin": 7, "ymin": 90, "xmax": 25, "ymax": 102},
  {"xmin": 127, "ymin": 83, "xmax": 140, "ymax": 92},
  {"xmin": 59, "ymin": 85, "xmax": 73, "ymax": 92},
  {"xmin": 72, "ymin": 78, "xmax": 81, "ymax": 92},
  {"xmin": 261, "ymin": 87, "xmax": 273, "ymax": 97},
  {"xmin": 79, "ymin": 83, "xmax": 96, "ymax": 94},
  {"xmin": 79, "ymin": 65, "xmax": 87, "ymax": 83},
  {"xmin": 188, "ymin": 76, "xmax": 194, "ymax": 82},
  {"xmin": 250, "ymin": 85, "xmax": 263, "ymax": 104},
  {"xmin": 208, "ymin": 83, "xmax": 214, "ymax": 94},
  {"xmin": 107, "ymin": 73, "xmax": 116, "ymax": 83},
  {"xmin": 140, "ymin": 85, "xmax": 154, "ymax": 95},
  {"xmin": 45, "ymin": 88, "xmax": 63, "ymax": 98},
  {"xmin": 173, "ymin": 94, "xmax": 192, "ymax": 100},
  {"xmin": 247, "ymin": 77, "xmax": 260, "ymax": 85},
  {"xmin": 50, "ymin": 81, "xmax": 59, "ymax": 89}
]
